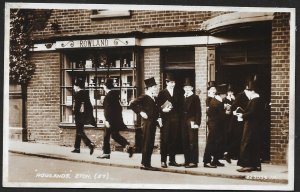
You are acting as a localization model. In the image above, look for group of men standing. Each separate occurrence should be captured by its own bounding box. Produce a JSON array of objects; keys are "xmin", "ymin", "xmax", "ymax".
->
[
  {"xmin": 70, "ymin": 73, "xmax": 265, "ymax": 173},
  {"xmin": 130, "ymin": 74, "xmax": 201, "ymax": 170}
]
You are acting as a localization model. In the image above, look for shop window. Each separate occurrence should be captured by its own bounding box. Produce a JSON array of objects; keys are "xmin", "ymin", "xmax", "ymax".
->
[
  {"xmin": 60, "ymin": 48, "xmax": 138, "ymax": 128},
  {"xmin": 162, "ymin": 47, "xmax": 195, "ymax": 70},
  {"xmin": 90, "ymin": 10, "xmax": 131, "ymax": 19}
]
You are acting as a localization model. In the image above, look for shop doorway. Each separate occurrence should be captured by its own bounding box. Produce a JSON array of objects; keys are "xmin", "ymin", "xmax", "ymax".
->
[{"xmin": 216, "ymin": 42, "xmax": 271, "ymax": 161}]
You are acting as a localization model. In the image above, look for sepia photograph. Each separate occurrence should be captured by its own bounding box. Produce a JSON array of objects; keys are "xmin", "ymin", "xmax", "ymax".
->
[{"xmin": 2, "ymin": 2, "xmax": 296, "ymax": 190}]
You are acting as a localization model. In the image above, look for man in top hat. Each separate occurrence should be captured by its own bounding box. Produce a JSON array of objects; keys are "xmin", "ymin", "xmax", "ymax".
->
[
  {"xmin": 98, "ymin": 78, "xmax": 134, "ymax": 159},
  {"xmin": 71, "ymin": 77, "xmax": 96, "ymax": 155},
  {"xmin": 130, "ymin": 77, "xmax": 160, "ymax": 171},
  {"xmin": 157, "ymin": 73, "xmax": 183, "ymax": 168},
  {"xmin": 181, "ymin": 78, "xmax": 202, "ymax": 168},
  {"xmin": 224, "ymin": 81, "xmax": 250, "ymax": 163},
  {"xmin": 236, "ymin": 80, "xmax": 264, "ymax": 172},
  {"xmin": 206, "ymin": 81, "xmax": 217, "ymax": 107},
  {"xmin": 203, "ymin": 84, "xmax": 227, "ymax": 168}
]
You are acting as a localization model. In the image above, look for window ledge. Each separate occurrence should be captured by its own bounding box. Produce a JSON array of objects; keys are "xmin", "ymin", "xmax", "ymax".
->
[{"xmin": 90, "ymin": 10, "xmax": 131, "ymax": 19}]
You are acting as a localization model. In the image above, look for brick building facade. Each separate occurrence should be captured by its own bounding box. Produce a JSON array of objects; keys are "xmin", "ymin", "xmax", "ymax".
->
[{"xmin": 9, "ymin": 8, "xmax": 292, "ymax": 164}]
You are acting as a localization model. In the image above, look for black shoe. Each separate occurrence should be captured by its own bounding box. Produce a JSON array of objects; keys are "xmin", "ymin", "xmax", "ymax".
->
[
  {"xmin": 204, "ymin": 163, "xmax": 217, "ymax": 168},
  {"xmin": 237, "ymin": 167, "xmax": 253, "ymax": 172},
  {"xmin": 89, "ymin": 143, "xmax": 96, "ymax": 155},
  {"xmin": 168, "ymin": 161, "xmax": 181, "ymax": 167},
  {"xmin": 140, "ymin": 165, "xmax": 159, "ymax": 171},
  {"xmin": 161, "ymin": 162, "xmax": 168, "ymax": 168},
  {"xmin": 185, "ymin": 163, "xmax": 198, "ymax": 168},
  {"xmin": 127, "ymin": 146, "xmax": 134, "ymax": 158},
  {"xmin": 71, "ymin": 149, "xmax": 80, "ymax": 153},
  {"xmin": 253, "ymin": 166, "xmax": 262, "ymax": 171},
  {"xmin": 97, "ymin": 154, "xmax": 110, "ymax": 159},
  {"xmin": 211, "ymin": 161, "xmax": 225, "ymax": 167},
  {"xmin": 224, "ymin": 153, "xmax": 232, "ymax": 164}
]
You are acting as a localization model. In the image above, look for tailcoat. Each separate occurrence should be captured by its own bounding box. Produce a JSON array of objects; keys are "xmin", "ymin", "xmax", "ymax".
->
[
  {"xmin": 102, "ymin": 90, "xmax": 129, "ymax": 154},
  {"xmin": 130, "ymin": 95, "xmax": 159, "ymax": 167}
]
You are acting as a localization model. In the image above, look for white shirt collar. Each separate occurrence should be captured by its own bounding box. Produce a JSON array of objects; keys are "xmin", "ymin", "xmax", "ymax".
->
[
  {"xmin": 167, "ymin": 87, "xmax": 174, "ymax": 96},
  {"xmin": 215, "ymin": 95, "xmax": 223, "ymax": 102},
  {"xmin": 184, "ymin": 91, "xmax": 193, "ymax": 98},
  {"xmin": 146, "ymin": 92, "xmax": 155, "ymax": 101}
]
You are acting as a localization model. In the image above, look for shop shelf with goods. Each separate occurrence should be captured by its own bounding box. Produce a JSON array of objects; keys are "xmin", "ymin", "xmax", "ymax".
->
[{"xmin": 60, "ymin": 48, "xmax": 138, "ymax": 128}]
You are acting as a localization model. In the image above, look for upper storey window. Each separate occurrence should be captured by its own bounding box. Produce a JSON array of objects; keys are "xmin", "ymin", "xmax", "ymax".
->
[{"xmin": 90, "ymin": 10, "xmax": 131, "ymax": 19}]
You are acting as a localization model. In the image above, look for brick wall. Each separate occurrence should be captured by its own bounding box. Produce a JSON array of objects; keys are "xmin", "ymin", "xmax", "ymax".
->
[
  {"xmin": 27, "ymin": 52, "xmax": 61, "ymax": 144},
  {"xmin": 270, "ymin": 12, "xmax": 290, "ymax": 164},
  {"xmin": 143, "ymin": 48, "xmax": 161, "ymax": 149},
  {"xmin": 31, "ymin": 10, "xmax": 212, "ymax": 40},
  {"xmin": 195, "ymin": 46, "xmax": 208, "ymax": 156}
]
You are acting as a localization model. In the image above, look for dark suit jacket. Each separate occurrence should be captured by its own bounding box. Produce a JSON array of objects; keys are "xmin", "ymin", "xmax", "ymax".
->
[
  {"xmin": 182, "ymin": 94, "xmax": 202, "ymax": 126},
  {"xmin": 74, "ymin": 90, "xmax": 96, "ymax": 126},
  {"xmin": 103, "ymin": 90, "xmax": 127, "ymax": 131},
  {"xmin": 231, "ymin": 91, "xmax": 249, "ymax": 112},
  {"xmin": 130, "ymin": 94, "xmax": 159, "ymax": 122}
]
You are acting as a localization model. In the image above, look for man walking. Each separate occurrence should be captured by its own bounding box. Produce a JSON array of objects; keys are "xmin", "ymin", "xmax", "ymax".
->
[
  {"xmin": 157, "ymin": 73, "xmax": 183, "ymax": 168},
  {"xmin": 71, "ymin": 77, "xmax": 96, "ymax": 155},
  {"xmin": 130, "ymin": 77, "xmax": 160, "ymax": 171},
  {"xmin": 98, "ymin": 78, "xmax": 133, "ymax": 159}
]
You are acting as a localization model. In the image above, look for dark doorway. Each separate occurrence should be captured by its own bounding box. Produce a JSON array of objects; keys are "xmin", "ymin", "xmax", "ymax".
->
[{"xmin": 216, "ymin": 43, "xmax": 271, "ymax": 161}]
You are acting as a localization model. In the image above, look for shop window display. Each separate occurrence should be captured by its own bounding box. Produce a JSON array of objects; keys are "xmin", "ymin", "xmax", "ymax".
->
[{"xmin": 60, "ymin": 48, "xmax": 138, "ymax": 128}]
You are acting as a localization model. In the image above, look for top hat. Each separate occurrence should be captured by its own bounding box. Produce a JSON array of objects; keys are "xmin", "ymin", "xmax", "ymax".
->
[
  {"xmin": 216, "ymin": 84, "xmax": 227, "ymax": 95},
  {"xmin": 183, "ymin": 77, "xmax": 193, "ymax": 87},
  {"xmin": 104, "ymin": 78, "xmax": 114, "ymax": 89},
  {"xmin": 144, "ymin": 77, "xmax": 157, "ymax": 88},
  {"xmin": 207, "ymin": 81, "xmax": 216, "ymax": 90},
  {"xmin": 165, "ymin": 73, "xmax": 175, "ymax": 81},
  {"xmin": 74, "ymin": 77, "xmax": 85, "ymax": 89}
]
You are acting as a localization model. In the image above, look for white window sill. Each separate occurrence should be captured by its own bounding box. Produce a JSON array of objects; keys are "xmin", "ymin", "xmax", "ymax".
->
[{"xmin": 90, "ymin": 10, "xmax": 131, "ymax": 19}]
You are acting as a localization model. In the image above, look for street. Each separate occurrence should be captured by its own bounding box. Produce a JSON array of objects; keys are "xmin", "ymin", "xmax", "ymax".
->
[{"xmin": 8, "ymin": 153, "xmax": 275, "ymax": 185}]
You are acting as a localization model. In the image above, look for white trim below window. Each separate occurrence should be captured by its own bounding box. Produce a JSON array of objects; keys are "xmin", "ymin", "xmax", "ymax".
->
[{"xmin": 90, "ymin": 10, "xmax": 131, "ymax": 19}]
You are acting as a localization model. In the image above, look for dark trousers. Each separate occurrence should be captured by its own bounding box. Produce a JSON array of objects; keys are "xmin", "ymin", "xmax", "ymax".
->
[
  {"xmin": 74, "ymin": 122, "xmax": 92, "ymax": 149},
  {"xmin": 141, "ymin": 119, "xmax": 157, "ymax": 166},
  {"xmin": 182, "ymin": 125, "xmax": 199, "ymax": 164},
  {"xmin": 203, "ymin": 123, "xmax": 222, "ymax": 164},
  {"xmin": 160, "ymin": 115, "xmax": 179, "ymax": 162},
  {"xmin": 227, "ymin": 120, "xmax": 245, "ymax": 159},
  {"xmin": 102, "ymin": 127, "xmax": 129, "ymax": 154}
]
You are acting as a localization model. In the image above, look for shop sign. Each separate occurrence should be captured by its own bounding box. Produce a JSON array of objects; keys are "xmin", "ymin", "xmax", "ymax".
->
[{"xmin": 56, "ymin": 38, "xmax": 136, "ymax": 49}]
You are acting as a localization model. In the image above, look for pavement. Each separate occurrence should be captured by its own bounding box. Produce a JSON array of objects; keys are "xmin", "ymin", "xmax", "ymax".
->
[{"xmin": 8, "ymin": 140, "xmax": 289, "ymax": 184}]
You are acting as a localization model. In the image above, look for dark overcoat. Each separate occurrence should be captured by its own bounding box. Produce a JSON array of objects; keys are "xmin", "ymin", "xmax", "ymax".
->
[
  {"xmin": 157, "ymin": 88, "xmax": 184, "ymax": 154},
  {"xmin": 181, "ymin": 94, "xmax": 202, "ymax": 163},
  {"xmin": 74, "ymin": 90, "xmax": 96, "ymax": 126},
  {"xmin": 103, "ymin": 90, "xmax": 127, "ymax": 131},
  {"xmin": 203, "ymin": 97, "xmax": 225, "ymax": 162},
  {"xmin": 130, "ymin": 94, "xmax": 159, "ymax": 166},
  {"xmin": 238, "ymin": 97, "xmax": 264, "ymax": 168},
  {"xmin": 227, "ymin": 91, "xmax": 249, "ymax": 157}
]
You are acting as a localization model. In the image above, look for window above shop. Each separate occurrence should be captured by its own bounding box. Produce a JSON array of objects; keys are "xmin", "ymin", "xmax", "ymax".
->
[
  {"xmin": 219, "ymin": 42, "xmax": 270, "ymax": 66},
  {"xmin": 90, "ymin": 10, "xmax": 131, "ymax": 19},
  {"xmin": 162, "ymin": 47, "xmax": 195, "ymax": 70}
]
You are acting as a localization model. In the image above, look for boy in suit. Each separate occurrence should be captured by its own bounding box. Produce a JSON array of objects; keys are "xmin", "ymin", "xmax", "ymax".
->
[{"xmin": 130, "ymin": 77, "xmax": 160, "ymax": 171}]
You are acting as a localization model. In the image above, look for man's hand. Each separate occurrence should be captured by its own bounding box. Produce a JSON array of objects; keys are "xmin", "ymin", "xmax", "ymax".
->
[
  {"xmin": 104, "ymin": 121, "xmax": 110, "ymax": 128},
  {"xmin": 140, "ymin": 111, "xmax": 148, "ymax": 119}
]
